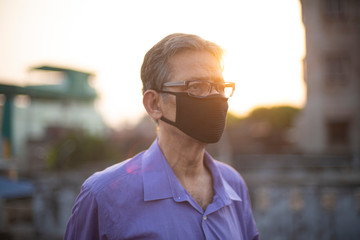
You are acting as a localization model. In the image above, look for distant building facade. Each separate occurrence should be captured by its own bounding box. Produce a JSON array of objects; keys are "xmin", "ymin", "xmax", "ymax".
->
[
  {"xmin": 0, "ymin": 66, "xmax": 106, "ymax": 173},
  {"xmin": 295, "ymin": 0, "xmax": 360, "ymax": 155}
]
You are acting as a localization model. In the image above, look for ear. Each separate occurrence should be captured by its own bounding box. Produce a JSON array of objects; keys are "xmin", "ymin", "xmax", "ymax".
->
[{"xmin": 143, "ymin": 90, "xmax": 163, "ymax": 120}]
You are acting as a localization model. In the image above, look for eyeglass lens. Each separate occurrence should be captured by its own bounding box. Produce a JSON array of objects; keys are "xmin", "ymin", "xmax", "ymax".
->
[{"xmin": 187, "ymin": 81, "xmax": 232, "ymax": 97}]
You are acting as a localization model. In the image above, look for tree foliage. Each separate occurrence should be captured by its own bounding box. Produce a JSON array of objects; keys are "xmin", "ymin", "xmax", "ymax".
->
[
  {"xmin": 45, "ymin": 131, "xmax": 120, "ymax": 170},
  {"xmin": 248, "ymin": 106, "xmax": 300, "ymax": 129},
  {"xmin": 223, "ymin": 105, "xmax": 301, "ymax": 154}
]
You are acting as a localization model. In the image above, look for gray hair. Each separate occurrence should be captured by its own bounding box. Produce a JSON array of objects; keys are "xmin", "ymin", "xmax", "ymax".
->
[{"xmin": 140, "ymin": 33, "xmax": 224, "ymax": 94}]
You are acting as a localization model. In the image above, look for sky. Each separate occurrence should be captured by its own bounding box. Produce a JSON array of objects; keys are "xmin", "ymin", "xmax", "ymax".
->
[{"xmin": 0, "ymin": 0, "xmax": 306, "ymax": 129}]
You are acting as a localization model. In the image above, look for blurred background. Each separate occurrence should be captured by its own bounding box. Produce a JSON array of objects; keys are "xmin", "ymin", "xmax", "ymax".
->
[{"xmin": 0, "ymin": 0, "xmax": 359, "ymax": 239}]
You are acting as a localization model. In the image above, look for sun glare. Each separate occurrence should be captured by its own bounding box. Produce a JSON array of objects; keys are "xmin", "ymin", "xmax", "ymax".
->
[
  {"xmin": 0, "ymin": 0, "xmax": 306, "ymax": 128},
  {"xmin": 220, "ymin": 1, "xmax": 306, "ymax": 118}
]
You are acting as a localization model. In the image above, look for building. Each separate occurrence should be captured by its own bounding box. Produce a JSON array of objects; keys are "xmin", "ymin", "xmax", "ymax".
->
[
  {"xmin": 294, "ymin": 0, "xmax": 360, "ymax": 155},
  {"xmin": 0, "ymin": 65, "xmax": 106, "ymax": 173}
]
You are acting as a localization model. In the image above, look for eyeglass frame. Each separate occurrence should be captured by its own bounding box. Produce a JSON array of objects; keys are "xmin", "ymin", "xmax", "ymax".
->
[{"xmin": 161, "ymin": 80, "xmax": 235, "ymax": 98}]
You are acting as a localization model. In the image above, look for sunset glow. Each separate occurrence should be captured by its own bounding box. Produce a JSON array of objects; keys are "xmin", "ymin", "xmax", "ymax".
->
[{"xmin": 0, "ymin": 0, "xmax": 305, "ymax": 128}]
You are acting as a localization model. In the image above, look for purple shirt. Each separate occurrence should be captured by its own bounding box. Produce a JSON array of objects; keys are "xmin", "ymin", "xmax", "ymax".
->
[{"xmin": 65, "ymin": 140, "xmax": 259, "ymax": 240}]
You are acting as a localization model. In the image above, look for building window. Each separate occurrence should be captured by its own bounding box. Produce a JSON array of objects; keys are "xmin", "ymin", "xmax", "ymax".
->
[
  {"xmin": 324, "ymin": 54, "xmax": 349, "ymax": 85},
  {"xmin": 327, "ymin": 120, "xmax": 350, "ymax": 146},
  {"xmin": 322, "ymin": 0, "xmax": 349, "ymax": 20},
  {"xmin": 14, "ymin": 94, "xmax": 31, "ymax": 108}
]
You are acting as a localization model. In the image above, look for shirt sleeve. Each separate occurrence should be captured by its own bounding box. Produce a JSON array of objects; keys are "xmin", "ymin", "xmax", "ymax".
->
[
  {"xmin": 244, "ymin": 188, "xmax": 260, "ymax": 240},
  {"xmin": 247, "ymin": 210, "xmax": 260, "ymax": 240},
  {"xmin": 64, "ymin": 185, "xmax": 101, "ymax": 240}
]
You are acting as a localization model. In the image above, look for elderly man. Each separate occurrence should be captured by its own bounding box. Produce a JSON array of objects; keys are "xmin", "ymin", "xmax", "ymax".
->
[{"xmin": 65, "ymin": 33, "xmax": 259, "ymax": 240}]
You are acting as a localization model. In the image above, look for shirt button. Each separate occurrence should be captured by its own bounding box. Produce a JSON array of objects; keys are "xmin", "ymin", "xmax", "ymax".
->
[{"xmin": 203, "ymin": 215, "xmax": 207, "ymax": 221}]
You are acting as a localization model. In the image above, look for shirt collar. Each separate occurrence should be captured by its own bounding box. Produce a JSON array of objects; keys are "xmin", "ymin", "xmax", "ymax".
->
[
  {"xmin": 142, "ymin": 140, "xmax": 174, "ymax": 201},
  {"xmin": 142, "ymin": 139, "xmax": 242, "ymax": 204},
  {"xmin": 203, "ymin": 151, "xmax": 242, "ymax": 203}
]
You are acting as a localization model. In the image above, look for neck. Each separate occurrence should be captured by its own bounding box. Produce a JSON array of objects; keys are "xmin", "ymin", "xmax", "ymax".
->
[
  {"xmin": 158, "ymin": 127, "xmax": 207, "ymax": 179},
  {"xmin": 157, "ymin": 125, "xmax": 215, "ymax": 210}
]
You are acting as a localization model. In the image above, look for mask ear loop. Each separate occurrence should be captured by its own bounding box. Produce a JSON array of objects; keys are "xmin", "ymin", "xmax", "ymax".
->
[
  {"xmin": 157, "ymin": 90, "xmax": 178, "ymax": 126},
  {"xmin": 160, "ymin": 116, "xmax": 176, "ymax": 126}
]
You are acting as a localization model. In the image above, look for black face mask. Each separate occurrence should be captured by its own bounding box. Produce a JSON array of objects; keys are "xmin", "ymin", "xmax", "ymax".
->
[{"xmin": 159, "ymin": 91, "xmax": 228, "ymax": 143}]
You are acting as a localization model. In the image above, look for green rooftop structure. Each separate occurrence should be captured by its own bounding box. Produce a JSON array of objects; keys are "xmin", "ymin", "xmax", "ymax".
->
[
  {"xmin": 0, "ymin": 65, "xmax": 100, "ymax": 159},
  {"xmin": 24, "ymin": 65, "xmax": 97, "ymax": 100}
]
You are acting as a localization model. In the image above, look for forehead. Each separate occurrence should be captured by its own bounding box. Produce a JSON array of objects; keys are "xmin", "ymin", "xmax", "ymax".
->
[{"xmin": 168, "ymin": 50, "xmax": 223, "ymax": 82}]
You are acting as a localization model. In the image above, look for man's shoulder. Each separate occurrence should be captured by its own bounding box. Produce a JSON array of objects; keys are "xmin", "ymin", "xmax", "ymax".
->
[{"xmin": 82, "ymin": 151, "xmax": 145, "ymax": 195}]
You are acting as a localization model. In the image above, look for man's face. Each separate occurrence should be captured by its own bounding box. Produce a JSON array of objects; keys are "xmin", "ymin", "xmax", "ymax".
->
[{"xmin": 159, "ymin": 50, "xmax": 224, "ymax": 137}]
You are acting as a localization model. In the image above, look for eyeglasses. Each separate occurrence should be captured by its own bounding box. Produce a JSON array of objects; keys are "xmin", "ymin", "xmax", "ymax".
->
[{"xmin": 161, "ymin": 80, "xmax": 235, "ymax": 98}]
